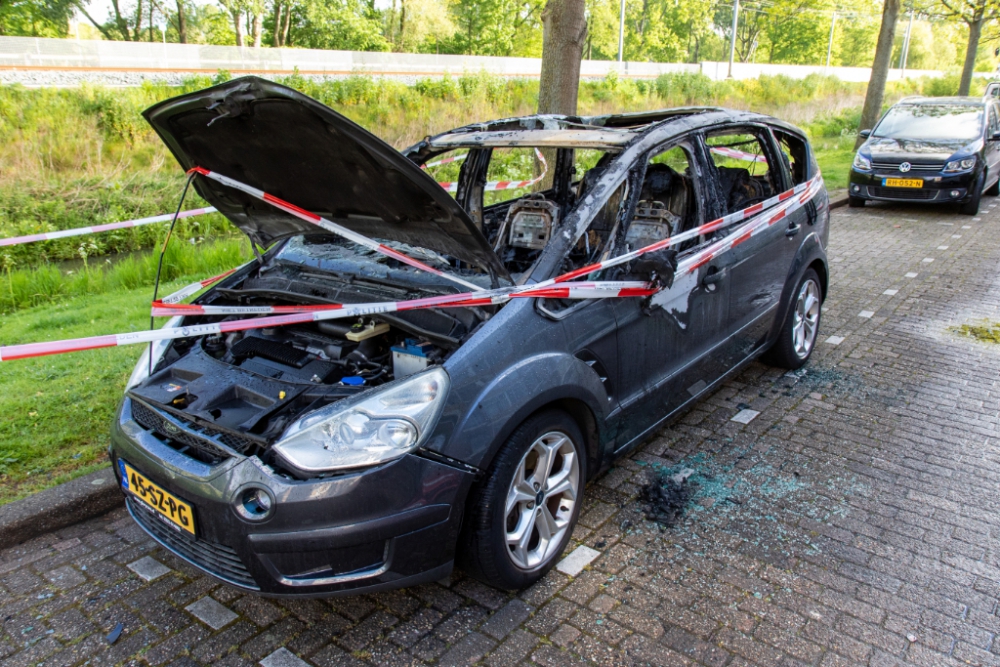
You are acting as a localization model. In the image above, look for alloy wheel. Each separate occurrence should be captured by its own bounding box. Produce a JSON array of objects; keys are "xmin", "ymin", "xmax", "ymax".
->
[
  {"xmin": 792, "ymin": 278, "xmax": 821, "ymax": 359},
  {"xmin": 504, "ymin": 431, "xmax": 580, "ymax": 570}
]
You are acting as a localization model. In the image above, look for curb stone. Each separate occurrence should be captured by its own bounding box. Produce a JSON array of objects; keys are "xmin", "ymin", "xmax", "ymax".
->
[{"xmin": 0, "ymin": 466, "xmax": 122, "ymax": 550}]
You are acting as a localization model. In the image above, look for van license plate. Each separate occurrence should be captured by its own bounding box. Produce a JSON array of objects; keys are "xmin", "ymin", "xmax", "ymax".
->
[
  {"xmin": 883, "ymin": 178, "xmax": 923, "ymax": 188},
  {"xmin": 119, "ymin": 460, "xmax": 195, "ymax": 535}
]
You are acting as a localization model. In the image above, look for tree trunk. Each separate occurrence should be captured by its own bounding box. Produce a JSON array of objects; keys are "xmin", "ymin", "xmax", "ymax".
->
[
  {"xmin": 252, "ymin": 10, "xmax": 262, "ymax": 47},
  {"xmin": 232, "ymin": 9, "xmax": 244, "ymax": 46},
  {"xmin": 856, "ymin": 0, "xmax": 900, "ymax": 148},
  {"xmin": 959, "ymin": 17, "xmax": 983, "ymax": 96},
  {"xmin": 537, "ymin": 0, "xmax": 587, "ymax": 115},
  {"xmin": 175, "ymin": 0, "xmax": 187, "ymax": 42},
  {"xmin": 273, "ymin": 2, "xmax": 282, "ymax": 46},
  {"xmin": 281, "ymin": 3, "xmax": 291, "ymax": 45}
]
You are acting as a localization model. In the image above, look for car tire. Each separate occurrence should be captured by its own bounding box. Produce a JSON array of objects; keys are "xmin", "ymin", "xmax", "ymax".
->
[
  {"xmin": 763, "ymin": 268, "xmax": 823, "ymax": 370},
  {"xmin": 848, "ymin": 195, "xmax": 866, "ymax": 208},
  {"xmin": 458, "ymin": 409, "xmax": 586, "ymax": 590},
  {"xmin": 960, "ymin": 174, "xmax": 984, "ymax": 215},
  {"xmin": 986, "ymin": 173, "xmax": 1000, "ymax": 196}
]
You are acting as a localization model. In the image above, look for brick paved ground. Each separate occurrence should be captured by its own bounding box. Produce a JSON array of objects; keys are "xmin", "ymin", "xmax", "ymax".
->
[{"xmin": 4, "ymin": 199, "xmax": 1000, "ymax": 667}]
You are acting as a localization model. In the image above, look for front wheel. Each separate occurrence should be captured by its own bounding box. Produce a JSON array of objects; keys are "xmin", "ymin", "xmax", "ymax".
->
[
  {"xmin": 960, "ymin": 174, "xmax": 984, "ymax": 215},
  {"xmin": 848, "ymin": 195, "xmax": 866, "ymax": 208},
  {"xmin": 458, "ymin": 409, "xmax": 586, "ymax": 590},
  {"xmin": 986, "ymin": 173, "xmax": 999, "ymax": 196},
  {"xmin": 763, "ymin": 269, "xmax": 823, "ymax": 370}
]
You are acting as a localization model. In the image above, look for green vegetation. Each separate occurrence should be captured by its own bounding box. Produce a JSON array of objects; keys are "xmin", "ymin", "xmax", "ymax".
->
[
  {"xmin": 0, "ymin": 282, "xmax": 209, "ymax": 505},
  {"xmin": 952, "ymin": 321, "xmax": 1000, "ymax": 344}
]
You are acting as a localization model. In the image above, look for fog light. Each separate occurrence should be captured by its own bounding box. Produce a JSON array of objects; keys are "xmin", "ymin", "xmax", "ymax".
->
[
  {"xmin": 852, "ymin": 184, "xmax": 860, "ymax": 192},
  {"xmin": 235, "ymin": 486, "xmax": 274, "ymax": 521},
  {"xmin": 951, "ymin": 190, "xmax": 961, "ymax": 198}
]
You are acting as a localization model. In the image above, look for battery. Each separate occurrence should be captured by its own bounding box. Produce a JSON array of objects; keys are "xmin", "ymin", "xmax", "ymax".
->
[{"xmin": 391, "ymin": 339, "xmax": 432, "ymax": 379}]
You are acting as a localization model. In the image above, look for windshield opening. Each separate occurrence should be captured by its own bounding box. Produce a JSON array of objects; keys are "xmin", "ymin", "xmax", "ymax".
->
[{"xmin": 873, "ymin": 105, "xmax": 984, "ymax": 141}]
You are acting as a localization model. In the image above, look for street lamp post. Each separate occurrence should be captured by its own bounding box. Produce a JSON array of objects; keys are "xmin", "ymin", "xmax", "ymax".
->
[{"xmin": 727, "ymin": 0, "xmax": 739, "ymax": 79}]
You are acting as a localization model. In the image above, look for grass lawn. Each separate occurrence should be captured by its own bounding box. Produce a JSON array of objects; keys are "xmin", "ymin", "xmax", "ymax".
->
[
  {"xmin": 0, "ymin": 283, "xmax": 193, "ymax": 505},
  {"xmin": 813, "ymin": 136, "xmax": 856, "ymax": 191}
]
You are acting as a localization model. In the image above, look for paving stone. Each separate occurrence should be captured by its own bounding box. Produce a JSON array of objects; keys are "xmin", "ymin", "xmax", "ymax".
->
[
  {"xmin": 260, "ymin": 647, "xmax": 311, "ymax": 667},
  {"xmin": 5, "ymin": 203, "xmax": 1000, "ymax": 666},
  {"xmin": 556, "ymin": 545, "xmax": 601, "ymax": 576},
  {"xmin": 185, "ymin": 596, "xmax": 238, "ymax": 630},
  {"xmin": 127, "ymin": 556, "xmax": 172, "ymax": 582}
]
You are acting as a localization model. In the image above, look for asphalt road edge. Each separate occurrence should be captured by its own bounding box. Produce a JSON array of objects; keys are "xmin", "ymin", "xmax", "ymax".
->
[{"xmin": 0, "ymin": 466, "xmax": 122, "ymax": 550}]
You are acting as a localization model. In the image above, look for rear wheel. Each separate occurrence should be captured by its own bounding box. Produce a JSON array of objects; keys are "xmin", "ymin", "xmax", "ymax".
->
[
  {"xmin": 848, "ymin": 195, "xmax": 866, "ymax": 208},
  {"xmin": 458, "ymin": 409, "xmax": 585, "ymax": 590},
  {"xmin": 763, "ymin": 269, "xmax": 822, "ymax": 370}
]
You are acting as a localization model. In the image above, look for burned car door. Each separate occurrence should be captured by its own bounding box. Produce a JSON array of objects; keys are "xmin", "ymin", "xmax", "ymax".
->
[
  {"xmin": 609, "ymin": 140, "xmax": 732, "ymax": 448},
  {"xmin": 702, "ymin": 125, "xmax": 805, "ymax": 363}
]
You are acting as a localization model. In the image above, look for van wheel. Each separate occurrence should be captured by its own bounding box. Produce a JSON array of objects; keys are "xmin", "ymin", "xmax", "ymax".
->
[
  {"xmin": 763, "ymin": 269, "xmax": 822, "ymax": 370},
  {"xmin": 458, "ymin": 409, "xmax": 586, "ymax": 590}
]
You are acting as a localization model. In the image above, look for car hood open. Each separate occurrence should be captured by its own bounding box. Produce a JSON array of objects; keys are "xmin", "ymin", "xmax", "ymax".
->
[{"xmin": 144, "ymin": 77, "xmax": 508, "ymax": 278}]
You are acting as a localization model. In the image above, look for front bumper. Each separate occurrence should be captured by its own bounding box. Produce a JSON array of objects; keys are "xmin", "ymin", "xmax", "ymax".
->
[
  {"xmin": 848, "ymin": 168, "xmax": 978, "ymax": 203},
  {"xmin": 110, "ymin": 397, "xmax": 475, "ymax": 597}
]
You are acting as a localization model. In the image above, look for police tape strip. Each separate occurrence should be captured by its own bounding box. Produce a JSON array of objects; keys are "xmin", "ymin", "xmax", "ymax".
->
[
  {"xmin": 710, "ymin": 146, "xmax": 768, "ymax": 163},
  {"xmin": 553, "ymin": 172, "xmax": 822, "ymax": 283},
  {"xmin": 0, "ymin": 281, "xmax": 654, "ymax": 361},
  {"xmin": 158, "ymin": 268, "xmax": 241, "ymax": 305},
  {"xmin": 0, "ymin": 207, "xmax": 218, "ymax": 248},
  {"xmin": 186, "ymin": 167, "xmax": 484, "ymax": 294},
  {"xmin": 436, "ymin": 149, "xmax": 548, "ymax": 194},
  {"xmin": 420, "ymin": 154, "xmax": 468, "ymax": 170},
  {"xmin": 0, "ymin": 172, "xmax": 823, "ymax": 362},
  {"xmin": 0, "ymin": 149, "xmax": 754, "ymax": 249}
]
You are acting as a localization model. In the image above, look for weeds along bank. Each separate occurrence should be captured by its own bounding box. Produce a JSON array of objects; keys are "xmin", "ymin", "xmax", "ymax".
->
[{"xmin": 0, "ymin": 70, "xmax": 976, "ymax": 313}]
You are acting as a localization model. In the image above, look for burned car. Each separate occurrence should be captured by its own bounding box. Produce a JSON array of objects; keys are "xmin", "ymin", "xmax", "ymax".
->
[{"xmin": 111, "ymin": 77, "xmax": 830, "ymax": 596}]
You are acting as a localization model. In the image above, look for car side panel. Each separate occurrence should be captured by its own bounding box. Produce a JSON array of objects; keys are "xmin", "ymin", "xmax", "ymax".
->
[{"xmin": 432, "ymin": 298, "xmax": 617, "ymax": 473}]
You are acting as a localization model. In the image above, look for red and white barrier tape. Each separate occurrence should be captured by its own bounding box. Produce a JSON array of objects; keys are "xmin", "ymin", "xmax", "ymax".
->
[
  {"xmin": 420, "ymin": 153, "xmax": 467, "ymax": 170},
  {"xmin": 710, "ymin": 146, "xmax": 768, "ymax": 163},
  {"xmin": 0, "ymin": 172, "xmax": 823, "ymax": 362},
  {"xmin": 0, "ymin": 207, "xmax": 217, "ymax": 248},
  {"xmin": 436, "ymin": 149, "xmax": 548, "ymax": 194},
  {"xmin": 158, "ymin": 268, "xmax": 240, "ymax": 305},
  {"xmin": 186, "ymin": 167, "xmax": 484, "ymax": 293}
]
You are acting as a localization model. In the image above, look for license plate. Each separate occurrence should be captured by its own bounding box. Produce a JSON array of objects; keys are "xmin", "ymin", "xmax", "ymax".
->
[
  {"xmin": 119, "ymin": 460, "xmax": 195, "ymax": 535},
  {"xmin": 882, "ymin": 178, "xmax": 923, "ymax": 188}
]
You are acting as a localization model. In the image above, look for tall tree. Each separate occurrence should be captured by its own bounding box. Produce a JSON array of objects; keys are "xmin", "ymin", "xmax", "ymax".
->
[
  {"xmin": 537, "ymin": 0, "xmax": 586, "ymax": 115},
  {"xmin": 857, "ymin": 0, "xmax": 900, "ymax": 148},
  {"xmin": 933, "ymin": 0, "xmax": 1000, "ymax": 94}
]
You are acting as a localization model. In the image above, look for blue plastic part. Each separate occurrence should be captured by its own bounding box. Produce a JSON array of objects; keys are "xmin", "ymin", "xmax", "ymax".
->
[
  {"xmin": 390, "ymin": 338, "xmax": 431, "ymax": 357},
  {"xmin": 341, "ymin": 376, "xmax": 365, "ymax": 386}
]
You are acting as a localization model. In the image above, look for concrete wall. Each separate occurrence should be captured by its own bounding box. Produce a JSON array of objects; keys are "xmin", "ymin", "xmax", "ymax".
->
[{"xmin": 0, "ymin": 35, "xmax": 952, "ymax": 83}]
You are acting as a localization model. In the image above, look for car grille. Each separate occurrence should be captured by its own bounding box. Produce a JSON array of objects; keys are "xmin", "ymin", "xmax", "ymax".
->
[
  {"xmin": 868, "ymin": 187, "xmax": 939, "ymax": 200},
  {"xmin": 127, "ymin": 497, "xmax": 259, "ymax": 589},
  {"xmin": 130, "ymin": 400, "xmax": 257, "ymax": 465},
  {"xmin": 871, "ymin": 160, "xmax": 944, "ymax": 172}
]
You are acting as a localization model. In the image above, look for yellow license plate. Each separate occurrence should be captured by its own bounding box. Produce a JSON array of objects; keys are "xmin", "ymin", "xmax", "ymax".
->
[
  {"xmin": 120, "ymin": 461, "xmax": 195, "ymax": 535},
  {"xmin": 883, "ymin": 178, "xmax": 923, "ymax": 188}
]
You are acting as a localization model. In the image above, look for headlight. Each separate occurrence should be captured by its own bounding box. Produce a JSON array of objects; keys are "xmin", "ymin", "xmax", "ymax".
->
[
  {"xmin": 125, "ymin": 316, "xmax": 182, "ymax": 392},
  {"xmin": 944, "ymin": 157, "xmax": 976, "ymax": 172},
  {"xmin": 273, "ymin": 367, "xmax": 450, "ymax": 473},
  {"xmin": 852, "ymin": 153, "xmax": 872, "ymax": 171}
]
